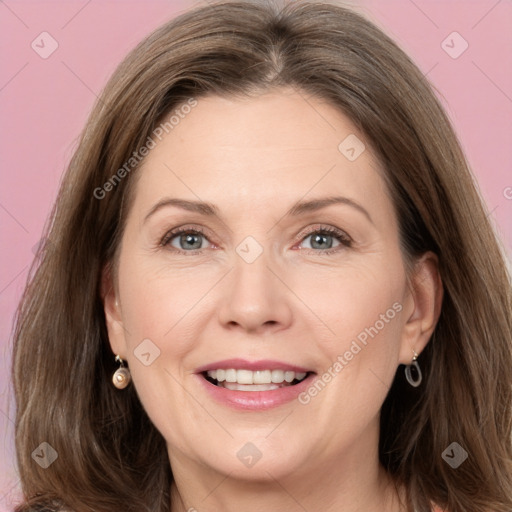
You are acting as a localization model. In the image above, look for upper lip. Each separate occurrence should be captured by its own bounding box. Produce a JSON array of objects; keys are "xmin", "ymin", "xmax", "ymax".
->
[{"xmin": 195, "ymin": 358, "xmax": 314, "ymax": 374}]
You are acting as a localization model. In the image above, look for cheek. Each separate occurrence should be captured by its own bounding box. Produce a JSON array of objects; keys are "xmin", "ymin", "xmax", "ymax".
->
[
  {"xmin": 296, "ymin": 257, "xmax": 405, "ymax": 353},
  {"xmin": 119, "ymin": 256, "xmax": 216, "ymax": 355},
  {"xmin": 118, "ymin": 244, "xmax": 405, "ymax": 360},
  {"xmin": 116, "ymin": 255, "xmax": 202, "ymax": 438}
]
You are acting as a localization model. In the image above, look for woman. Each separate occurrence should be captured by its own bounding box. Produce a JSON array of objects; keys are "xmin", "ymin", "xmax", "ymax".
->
[{"xmin": 11, "ymin": 0, "xmax": 512, "ymax": 511}]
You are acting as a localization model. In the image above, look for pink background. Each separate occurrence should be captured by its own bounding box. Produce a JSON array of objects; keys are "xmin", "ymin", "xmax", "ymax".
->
[{"xmin": 1, "ymin": 0, "xmax": 511, "ymax": 509}]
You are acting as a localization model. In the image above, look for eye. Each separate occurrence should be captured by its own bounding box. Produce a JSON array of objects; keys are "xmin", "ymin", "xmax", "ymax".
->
[
  {"xmin": 297, "ymin": 225, "xmax": 352, "ymax": 254},
  {"xmin": 160, "ymin": 226, "xmax": 212, "ymax": 254},
  {"xmin": 159, "ymin": 224, "xmax": 352, "ymax": 255}
]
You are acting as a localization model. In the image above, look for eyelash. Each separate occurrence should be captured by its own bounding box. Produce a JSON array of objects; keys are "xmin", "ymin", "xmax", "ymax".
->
[{"xmin": 159, "ymin": 224, "xmax": 353, "ymax": 256}]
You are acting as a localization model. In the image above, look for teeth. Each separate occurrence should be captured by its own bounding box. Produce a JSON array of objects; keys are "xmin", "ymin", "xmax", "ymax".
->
[
  {"xmin": 225, "ymin": 369, "xmax": 237, "ymax": 383},
  {"xmin": 206, "ymin": 369, "xmax": 307, "ymax": 385},
  {"xmin": 284, "ymin": 371, "xmax": 295, "ymax": 383},
  {"xmin": 253, "ymin": 370, "xmax": 271, "ymax": 384},
  {"xmin": 271, "ymin": 370, "xmax": 285, "ymax": 383},
  {"xmin": 223, "ymin": 382, "xmax": 280, "ymax": 392},
  {"xmin": 237, "ymin": 369, "xmax": 254, "ymax": 384}
]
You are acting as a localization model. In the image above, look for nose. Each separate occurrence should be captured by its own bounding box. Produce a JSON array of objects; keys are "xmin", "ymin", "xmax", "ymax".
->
[{"xmin": 217, "ymin": 247, "xmax": 293, "ymax": 335}]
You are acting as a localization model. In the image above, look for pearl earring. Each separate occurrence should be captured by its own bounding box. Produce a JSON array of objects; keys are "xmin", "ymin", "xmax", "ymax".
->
[{"xmin": 112, "ymin": 355, "xmax": 131, "ymax": 389}]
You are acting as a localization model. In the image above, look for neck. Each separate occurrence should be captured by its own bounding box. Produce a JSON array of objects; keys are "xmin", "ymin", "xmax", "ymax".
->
[{"xmin": 168, "ymin": 422, "xmax": 407, "ymax": 512}]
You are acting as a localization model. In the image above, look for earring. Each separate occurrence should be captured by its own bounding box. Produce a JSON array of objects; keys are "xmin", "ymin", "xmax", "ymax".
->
[
  {"xmin": 112, "ymin": 355, "xmax": 131, "ymax": 389},
  {"xmin": 404, "ymin": 349, "xmax": 422, "ymax": 387}
]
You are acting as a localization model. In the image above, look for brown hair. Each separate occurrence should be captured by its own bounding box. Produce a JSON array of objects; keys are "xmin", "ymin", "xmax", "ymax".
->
[{"xmin": 12, "ymin": 1, "xmax": 512, "ymax": 511}]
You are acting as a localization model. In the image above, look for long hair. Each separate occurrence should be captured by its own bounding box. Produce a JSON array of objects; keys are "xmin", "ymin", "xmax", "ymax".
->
[{"xmin": 12, "ymin": 1, "xmax": 512, "ymax": 511}]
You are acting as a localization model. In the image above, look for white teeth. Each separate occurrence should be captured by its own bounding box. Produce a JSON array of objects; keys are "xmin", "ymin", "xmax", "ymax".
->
[
  {"xmin": 225, "ymin": 369, "xmax": 237, "ymax": 383},
  {"xmin": 237, "ymin": 369, "xmax": 254, "ymax": 384},
  {"xmin": 253, "ymin": 370, "xmax": 271, "ymax": 384},
  {"xmin": 271, "ymin": 370, "xmax": 285, "ymax": 383},
  {"xmin": 206, "ymin": 369, "xmax": 308, "ymax": 385},
  {"xmin": 284, "ymin": 371, "xmax": 295, "ymax": 383},
  {"xmin": 223, "ymin": 382, "xmax": 280, "ymax": 392}
]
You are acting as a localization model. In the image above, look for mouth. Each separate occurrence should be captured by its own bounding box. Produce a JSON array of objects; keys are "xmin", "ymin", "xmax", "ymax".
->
[
  {"xmin": 201, "ymin": 369, "xmax": 313, "ymax": 392},
  {"xmin": 195, "ymin": 359, "xmax": 317, "ymax": 410}
]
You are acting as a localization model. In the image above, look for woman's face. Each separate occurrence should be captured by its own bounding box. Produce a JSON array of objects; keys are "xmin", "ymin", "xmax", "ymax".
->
[{"xmin": 105, "ymin": 88, "xmax": 431, "ymax": 484}]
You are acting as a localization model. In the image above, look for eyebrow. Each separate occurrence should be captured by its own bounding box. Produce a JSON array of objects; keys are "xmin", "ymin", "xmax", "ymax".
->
[{"xmin": 144, "ymin": 195, "xmax": 373, "ymax": 225}]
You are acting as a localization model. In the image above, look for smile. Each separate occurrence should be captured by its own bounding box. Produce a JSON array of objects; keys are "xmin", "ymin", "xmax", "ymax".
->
[
  {"xmin": 204, "ymin": 369, "xmax": 309, "ymax": 391},
  {"xmin": 195, "ymin": 359, "xmax": 317, "ymax": 410}
]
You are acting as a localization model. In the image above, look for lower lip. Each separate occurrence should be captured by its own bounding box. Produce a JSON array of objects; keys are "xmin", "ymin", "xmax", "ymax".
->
[{"xmin": 196, "ymin": 373, "xmax": 316, "ymax": 410}]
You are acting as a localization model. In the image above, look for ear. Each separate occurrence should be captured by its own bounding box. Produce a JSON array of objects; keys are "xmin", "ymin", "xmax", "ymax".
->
[
  {"xmin": 398, "ymin": 251, "xmax": 443, "ymax": 364},
  {"xmin": 100, "ymin": 262, "xmax": 128, "ymax": 359}
]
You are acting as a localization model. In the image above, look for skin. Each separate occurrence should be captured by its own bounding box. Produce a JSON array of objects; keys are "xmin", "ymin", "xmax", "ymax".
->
[{"xmin": 103, "ymin": 87, "xmax": 443, "ymax": 512}]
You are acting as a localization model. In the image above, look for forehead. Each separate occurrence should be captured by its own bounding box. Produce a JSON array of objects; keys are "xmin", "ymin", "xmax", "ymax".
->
[{"xmin": 130, "ymin": 89, "xmax": 392, "ymax": 220}]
